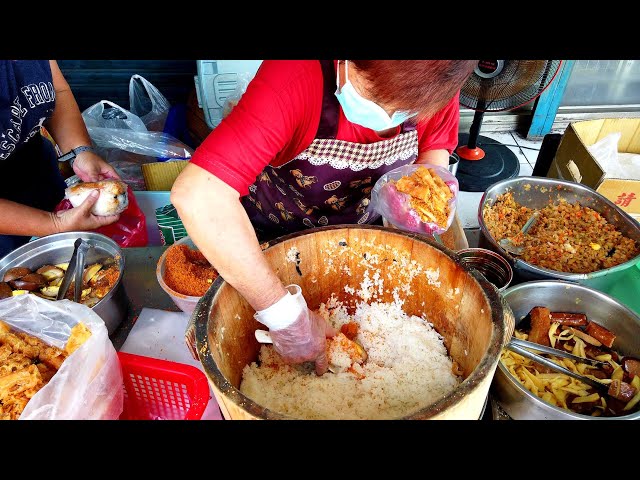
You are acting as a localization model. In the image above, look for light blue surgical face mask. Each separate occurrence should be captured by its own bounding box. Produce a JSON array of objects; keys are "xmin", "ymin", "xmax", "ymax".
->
[{"xmin": 334, "ymin": 60, "xmax": 417, "ymax": 132}]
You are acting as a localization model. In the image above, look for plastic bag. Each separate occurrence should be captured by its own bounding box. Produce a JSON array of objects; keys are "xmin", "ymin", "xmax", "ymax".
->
[
  {"xmin": 587, "ymin": 132, "xmax": 640, "ymax": 181},
  {"xmin": 0, "ymin": 294, "xmax": 123, "ymax": 420},
  {"xmin": 222, "ymin": 72, "xmax": 253, "ymax": 119},
  {"xmin": 129, "ymin": 74, "xmax": 171, "ymax": 132},
  {"xmin": 82, "ymin": 101, "xmax": 193, "ymax": 160},
  {"xmin": 82, "ymin": 100, "xmax": 193, "ymax": 188},
  {"xmin": 587, "ymin": 132, "xmax": 624, "ymax": 179},
  {"xmin": 369, "ymin": 163, "xmax": 459, "ymax": 235},
  {"xmin": 54, "ymin": 185, "xmax": 148, "ymax": 247}
]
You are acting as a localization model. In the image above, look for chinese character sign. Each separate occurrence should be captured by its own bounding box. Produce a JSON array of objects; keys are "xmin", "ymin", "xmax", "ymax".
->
[{"xmin": 615, "ymin": 192, "xmax": 637, "ymax": 208}]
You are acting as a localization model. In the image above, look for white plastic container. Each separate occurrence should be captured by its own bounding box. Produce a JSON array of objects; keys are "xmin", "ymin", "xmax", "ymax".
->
[
  {"xmin": 156, "ymin": 236, "xmax": 207, "ymax": 314},
  {"xmin": 194, "ymin": 60, "xmax": 262, "ymax": 129}
]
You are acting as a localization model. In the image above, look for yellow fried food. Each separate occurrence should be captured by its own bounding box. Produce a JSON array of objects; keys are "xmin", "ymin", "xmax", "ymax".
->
[
  {"xmin": 0, "ymin": 395, "xmax": 30, "ymax": 420},
  {"xmin": 0, "ymin": 320, "xmax": 10, "ymax": 335},
  {"xmin": 394, "ymin": 167, "xmax": 453, "ymax": 228},
  {"xmin": 0, "ymin": 351, "xmax": 31, "ymax": 377},
  {"xmin": 38, "ymin": 345, "xmax": 66, "ymax": 370},
  {"xmin": 0, "ymin": 365, "xmax": 43, "ymax": 402},
  {"xmin": 0, "ymin": 320, "xmax": 71, "ymax": 420},
  {"xmin": 65, "ymin": 322, "xmax": 92, "ymax": 355},
  {"xmin": 0, "ymin": 329, "xmax": 40, "ymax": 358}
]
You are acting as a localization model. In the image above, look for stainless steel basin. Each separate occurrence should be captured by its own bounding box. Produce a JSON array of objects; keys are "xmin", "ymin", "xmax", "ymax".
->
[
  {"xmin": 478, "ymin": 176, "xmax": 640, "ymax": 290},
  {"xmin": 493, "ymin": 280, "xmax": 640, "ymax": 420},
  {"xmin": 0, "ymin": 232, "xmax": 127, "ymax": 335}
]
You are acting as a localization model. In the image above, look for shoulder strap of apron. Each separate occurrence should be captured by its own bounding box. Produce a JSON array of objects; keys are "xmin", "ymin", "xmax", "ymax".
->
[
  {"xmin": 317, "ymin": 60, "xmax": 340, "ymax": 139},
  {"xmin": 401, "ymin": 118, "xmax": 417, "ymax": 133},
  {"xmin": 317, "ymin": 60, "xmax": 417, "ymax": 138}
]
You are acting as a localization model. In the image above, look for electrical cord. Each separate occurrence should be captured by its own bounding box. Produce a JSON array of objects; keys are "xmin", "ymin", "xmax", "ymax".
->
[{"xmin": 476, "ymin": 141, "xmax": 540, "ymax": 151}]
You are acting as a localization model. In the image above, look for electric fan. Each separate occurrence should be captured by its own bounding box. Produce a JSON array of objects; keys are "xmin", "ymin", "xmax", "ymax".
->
[{"xmin": 456, "ymin": 60, "xmax": 562, "ymax": 192}]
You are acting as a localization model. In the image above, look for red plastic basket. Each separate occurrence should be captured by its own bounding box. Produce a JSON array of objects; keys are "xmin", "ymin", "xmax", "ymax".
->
[{"xmin": 118, "ymin": 351, "xmax": 210, "ymax": 420}]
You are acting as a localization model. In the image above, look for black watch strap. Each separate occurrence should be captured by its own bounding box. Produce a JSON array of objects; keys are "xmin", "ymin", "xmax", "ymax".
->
[{"xmin": 58, "ymin": 145, "xmax": 95, "ymax": 167}]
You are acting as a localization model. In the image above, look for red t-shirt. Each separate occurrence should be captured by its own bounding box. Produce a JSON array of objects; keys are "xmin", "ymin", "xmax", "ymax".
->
[{"xmin": 191, "ymin": 60, "xmax": 461, "ymax": 197}]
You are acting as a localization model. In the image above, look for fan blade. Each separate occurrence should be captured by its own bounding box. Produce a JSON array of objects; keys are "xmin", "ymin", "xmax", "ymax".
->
[{"xmin": 460, "ymin": 60, "xmax": 562, "ymax": 112}]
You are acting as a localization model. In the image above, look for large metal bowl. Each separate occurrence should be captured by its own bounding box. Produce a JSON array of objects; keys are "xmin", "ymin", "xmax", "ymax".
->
[
  {"xmin": 0, "ymin": 232, "xmax": 127, "ymax": 335},
  {"xmin": 478, "ymin": 176, "xmax": 640, "ymax": 290},
  {"xmin": 492, "ymin": 280, "xmax": 640, "ymax": 420}
]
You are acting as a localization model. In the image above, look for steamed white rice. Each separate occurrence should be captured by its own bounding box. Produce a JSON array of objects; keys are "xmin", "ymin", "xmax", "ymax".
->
[{"xmin": 240, "ymin": 297, "xmax": 460, "ymax": 420}]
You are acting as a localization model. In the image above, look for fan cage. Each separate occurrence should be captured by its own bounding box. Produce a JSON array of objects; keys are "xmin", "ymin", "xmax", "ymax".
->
[{"xmin": 460, "ymin": 60, "xmax": 562, "ymax": 112}]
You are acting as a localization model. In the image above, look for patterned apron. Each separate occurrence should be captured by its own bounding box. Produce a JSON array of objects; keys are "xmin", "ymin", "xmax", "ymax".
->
[{"xmin": 241, "ymin": 60, "xmax": 418, "ymax": 242}]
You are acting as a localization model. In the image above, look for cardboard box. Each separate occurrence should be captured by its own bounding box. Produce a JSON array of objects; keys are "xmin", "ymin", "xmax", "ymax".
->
[
  {"xmin": 141, "ymin": 160, "xmax": 189, "ymax": 191},
  {"xmin": 547, "ymin": 118, "xmax": 640, "ymax": 221}
]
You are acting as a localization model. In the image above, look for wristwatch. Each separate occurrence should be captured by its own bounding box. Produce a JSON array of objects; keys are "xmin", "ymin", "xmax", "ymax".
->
[{"xmin": 58, "ymin": 145, "xmax": 95, "ymax": 169}]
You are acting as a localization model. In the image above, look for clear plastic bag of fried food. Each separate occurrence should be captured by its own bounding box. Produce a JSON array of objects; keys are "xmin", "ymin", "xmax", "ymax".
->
[
  {"xmin": 0, "ymin": 295, "xmax": 123, "ymax": 420},
  {"xmin": 369, "ymin": 163, "xmax": 458, "ymax": 236}
]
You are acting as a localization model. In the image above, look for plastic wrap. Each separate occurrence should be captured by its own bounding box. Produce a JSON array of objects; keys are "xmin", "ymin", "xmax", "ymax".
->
[
  {"xmin": 0, "ymin": 295, "xmax": 123, "ymax": 420},
  {"xmin": 369, "ymin": 163, "xmax": 459, "ymax": 235}
]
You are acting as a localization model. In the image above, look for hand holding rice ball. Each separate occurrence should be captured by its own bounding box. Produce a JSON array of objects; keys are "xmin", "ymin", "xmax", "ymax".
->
[
  {"xmin": 52, "ymin": 180, "xmax": 125, "ymax": 233},
  {"xmin": 254, "ymin": 284, "xmax": 337, "ymax": 375}
]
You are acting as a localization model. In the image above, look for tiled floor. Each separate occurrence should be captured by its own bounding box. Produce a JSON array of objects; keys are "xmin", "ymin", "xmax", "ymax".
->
[{"xmin": 457, "ymin": 131, "xmax": 543, "ymax": 228}]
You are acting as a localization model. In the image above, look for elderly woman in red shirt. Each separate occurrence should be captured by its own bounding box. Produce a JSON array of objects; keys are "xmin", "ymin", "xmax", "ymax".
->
[{"xmin": 172, "ymin": 60, "xmax": 476, "ymax": 375}]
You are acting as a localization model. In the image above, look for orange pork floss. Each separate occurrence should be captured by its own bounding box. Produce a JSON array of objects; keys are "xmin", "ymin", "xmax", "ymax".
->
[{"xmin": 164, "ymin": 244, "xmax": 218, "ymax": 296}]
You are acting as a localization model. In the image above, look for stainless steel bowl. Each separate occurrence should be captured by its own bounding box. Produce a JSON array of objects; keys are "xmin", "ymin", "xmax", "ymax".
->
[
  {"xmin": 478, "ymin": 176, "xmax": 640, "ymax": 290},
  {"xmin": 492, "ymin": 280, "xmax": 640, "ymax": 420},
  {"xmin": 0, "ymin": 232, "xmax": 127, "ymax": 335},
  {"xmin": 456, "ymin": 248, "xmax": 513, "ymax": 292},
  {"xmin": 448, "ymin": 153, "xmax": 460, "ymax": 177}
]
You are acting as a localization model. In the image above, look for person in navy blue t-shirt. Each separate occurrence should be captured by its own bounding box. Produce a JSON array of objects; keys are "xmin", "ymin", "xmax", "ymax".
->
[{"xmin": 0, "ymin": 60, "xmax": 121, "ymax": 257}]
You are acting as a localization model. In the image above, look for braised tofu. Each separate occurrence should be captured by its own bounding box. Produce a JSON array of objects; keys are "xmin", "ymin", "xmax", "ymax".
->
[{"xmin": 528, "ymin": 306, "xmax": 552, "ymax": 346}]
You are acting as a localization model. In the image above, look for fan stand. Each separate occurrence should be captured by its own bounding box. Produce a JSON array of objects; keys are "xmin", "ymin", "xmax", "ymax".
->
[{"xmin": 455, "ymin": 110, "xmax": 520, "ymax": 192}]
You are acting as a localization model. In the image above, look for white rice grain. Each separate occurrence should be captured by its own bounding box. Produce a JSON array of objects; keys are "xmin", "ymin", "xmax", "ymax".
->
[{"xmin": 240, "ymin": 299, "xmax": 460, "ymax": 419}]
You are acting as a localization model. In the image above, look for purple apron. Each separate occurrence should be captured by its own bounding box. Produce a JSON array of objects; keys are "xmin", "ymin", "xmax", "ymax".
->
[{"xmin": 241, "ymin": 60, "xmax": 418, "ymax": 241}]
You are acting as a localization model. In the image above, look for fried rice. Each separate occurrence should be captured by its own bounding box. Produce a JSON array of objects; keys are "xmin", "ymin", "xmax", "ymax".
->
[{"xmin": 483, "ymin": 192, "xmax": 640, "ymax": 273}]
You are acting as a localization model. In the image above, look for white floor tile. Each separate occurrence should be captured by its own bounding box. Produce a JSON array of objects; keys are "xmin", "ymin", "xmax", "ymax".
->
[
  {"xmin": 478, "ymin": 132, "xmax": 514, "ymax": 144},
  {"xmin": 457, "ymin": 191, "xmax": 484, "ymax": 229},
  {"xmin": 506, "ymin": 144, "xmax": 529, "ymax": 164},
  {"xmin": 522, "ymin": 148, "xmax": 539, "ymax": 166},
  {"xmin": 511, "ymin": 131, "xmax": 541, "ymax": 167},
  {"xmin": 518, "ymin": 163, "xmax": 533, "ymax": 176},
  {"xmin": 511, "ymin": 131, "xmax": 543, "ymax": 150}
]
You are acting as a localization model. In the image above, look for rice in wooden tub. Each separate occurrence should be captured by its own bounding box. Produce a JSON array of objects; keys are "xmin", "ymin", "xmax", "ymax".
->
[
  {"xmin": 192, "ymin": 225, "xmax": 512, "ymax": 420},
  {"xmin": 240, "ymin": 288, "xmax": 460, "ymax": 420}
]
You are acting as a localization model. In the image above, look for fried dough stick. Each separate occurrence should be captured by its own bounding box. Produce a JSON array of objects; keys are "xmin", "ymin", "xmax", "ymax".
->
[{"xmin": 0, "ymin": 321, "xmax": 67, "ymax": 371}]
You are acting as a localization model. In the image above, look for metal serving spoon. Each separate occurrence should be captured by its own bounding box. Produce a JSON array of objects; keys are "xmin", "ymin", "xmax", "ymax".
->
[{"xmin": 499, "ymin": 211, "xmax": 540, "ymax": 256}]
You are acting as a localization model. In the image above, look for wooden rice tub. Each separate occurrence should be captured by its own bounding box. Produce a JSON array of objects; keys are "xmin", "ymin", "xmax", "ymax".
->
[{"xmin": 189, "ymin": 225, "xmax": 514, "ymax": 419}]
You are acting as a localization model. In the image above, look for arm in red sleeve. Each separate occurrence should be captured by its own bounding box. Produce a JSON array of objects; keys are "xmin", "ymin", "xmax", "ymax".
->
[{"xmin": 190, "ymin": 61, "xmax": 321, "ymax": 196}]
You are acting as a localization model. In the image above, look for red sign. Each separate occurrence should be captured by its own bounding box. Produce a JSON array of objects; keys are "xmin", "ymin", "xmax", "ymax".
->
[{"xmin": 615, "ymin": 192, "xmax": 637, "ymax": 208}]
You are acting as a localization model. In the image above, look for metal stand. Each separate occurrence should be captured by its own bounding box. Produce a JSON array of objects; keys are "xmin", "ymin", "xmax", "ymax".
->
[{"xmin": 455, "ymin": 132, "xmax": 520, "ymax": 192}]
